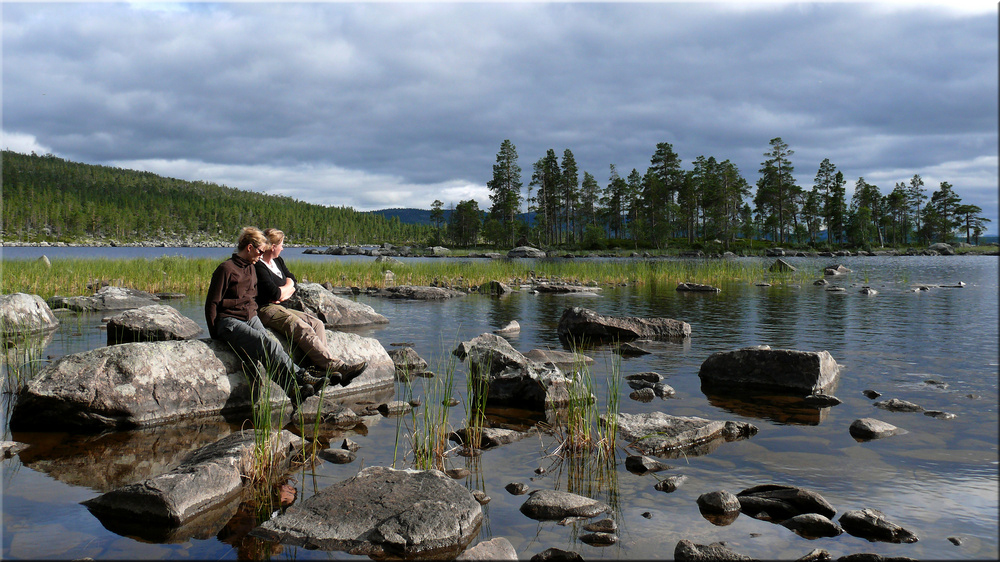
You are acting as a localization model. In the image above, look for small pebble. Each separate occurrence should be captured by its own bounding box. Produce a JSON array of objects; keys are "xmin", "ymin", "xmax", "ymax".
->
[{"xmin": 641, "ymin": 511, "xmax": 652, "ymax": 519}]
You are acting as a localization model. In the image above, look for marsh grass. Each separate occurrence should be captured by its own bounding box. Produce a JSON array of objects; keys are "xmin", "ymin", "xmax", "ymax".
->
[
  {"xmin": 5, "ymin": 255, "xmax": 820, "ymax": 299},
  {"xmin": 1, "ymin": 321, "xmax": 48, "ymax": 437},
  {"xmin": 409, "ymin": 361, "xmax": 457, "ymax": 471}
]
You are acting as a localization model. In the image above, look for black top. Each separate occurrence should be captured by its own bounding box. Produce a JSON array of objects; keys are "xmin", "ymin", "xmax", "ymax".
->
[{"xmin": 254, "ymin": 256, "xmax": 297, "ymax": 308}]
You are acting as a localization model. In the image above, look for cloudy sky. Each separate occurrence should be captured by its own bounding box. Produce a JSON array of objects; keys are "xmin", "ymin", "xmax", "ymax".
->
[{"xmin": 3, "ymin": 1, "xmax": 997, "ymax": 231}]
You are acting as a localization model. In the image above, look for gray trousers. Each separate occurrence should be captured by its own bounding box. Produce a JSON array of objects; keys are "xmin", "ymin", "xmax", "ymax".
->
[{"xmin": 215, "ymin": 315, "xmax": 302, "ymax": 391}]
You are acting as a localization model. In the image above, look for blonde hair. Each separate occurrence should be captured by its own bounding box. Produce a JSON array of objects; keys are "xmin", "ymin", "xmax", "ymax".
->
[
  {"xmin": 263, "ymin": 228, "xmax": 285, "ymax": 247},
  {"xmin": 236, "ymin": 227, "xmax": 269, "ymax": 252}
]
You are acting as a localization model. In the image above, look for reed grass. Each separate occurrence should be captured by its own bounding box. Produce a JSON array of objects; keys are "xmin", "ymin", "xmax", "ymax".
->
[
  {"xmin": 1, "ymin": 321, "xmax": 48, "ymax": 437},
  {"xmin": 2, "ymin": 255, "xmax": 820, "ymax": 299}
]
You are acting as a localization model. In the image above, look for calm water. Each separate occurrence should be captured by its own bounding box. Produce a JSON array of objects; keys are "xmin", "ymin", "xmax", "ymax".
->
[{"xmin": 2, "ymin": 253, "xmax": 997, "ymax": 560}]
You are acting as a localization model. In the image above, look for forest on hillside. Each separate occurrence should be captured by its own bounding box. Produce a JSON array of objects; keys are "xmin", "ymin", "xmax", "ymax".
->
[{"xmin": 1, "ymin": 151, "xmax": 433, "ymax": 246}]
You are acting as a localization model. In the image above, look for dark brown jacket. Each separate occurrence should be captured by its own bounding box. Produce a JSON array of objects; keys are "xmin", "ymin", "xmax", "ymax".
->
[{"xmin": 205, "ymin": 253, "xmax": 258, "ymax": 339}]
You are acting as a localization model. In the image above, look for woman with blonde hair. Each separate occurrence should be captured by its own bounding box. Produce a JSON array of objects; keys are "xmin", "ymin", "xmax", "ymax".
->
[
  {"xmin": 205, "ymin": 227, "xmax": 324, "ymax": 400},
  {"xmin": 254, "ymin": 228, "xmax": 366, "ymax": 387}
]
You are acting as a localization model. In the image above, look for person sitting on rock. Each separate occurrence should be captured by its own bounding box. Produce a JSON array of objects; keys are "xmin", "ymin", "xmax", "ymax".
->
[
  {"xmin": 205, "ymin": 226, "xmax": 324, "ymax": 400},
  {"xmin": 254, "ymin": 227, "xmax": 367, "ymax": 387}
]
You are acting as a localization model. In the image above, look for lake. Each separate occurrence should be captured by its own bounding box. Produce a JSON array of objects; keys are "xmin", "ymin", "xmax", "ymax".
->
[{"xmin": 2, "ymin": 251, "xmax": 997, "ymax": 560}]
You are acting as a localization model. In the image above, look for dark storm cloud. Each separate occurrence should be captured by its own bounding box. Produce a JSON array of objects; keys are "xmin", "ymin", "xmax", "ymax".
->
[{"xmin": 2, "ymin": 2, "xmax": 996, "ymax": 224}]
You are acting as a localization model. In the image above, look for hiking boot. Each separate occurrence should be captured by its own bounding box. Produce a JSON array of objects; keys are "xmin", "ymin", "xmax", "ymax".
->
[
  {"xmin": 332, "ymin": 360, "xmax": 367, "ymax": 378},
  {"xmin": 296, "ymin": 382, "xmax": 316, "ymax": 400},
  {"xmin": 337, "ymin": 363, "xmax": 367, "ymax": 387},
  {"xmin": 298, "ymin": 368, "xmax": 327, "ymax": 390}
]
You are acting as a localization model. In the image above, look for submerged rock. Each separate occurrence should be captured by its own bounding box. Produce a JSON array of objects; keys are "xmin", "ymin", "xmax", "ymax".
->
[
  {"xmin": 676, "ymin": 282, "xmax": 721, "ymax": 292},
  {"xmin": 674, "ymin": 539, "xmax": 756, "ymax": 561},
  {"xmin": 655, "ymin": 475, "xmax": 688, "ymax": 493},
  {"xmin": 625, "ymin": 455, "xmax": 673, "ymax": 474},
  {"xmin": 252, "ymin": 466, "xmax": 483, "ymax": 557},
  {"xmin": 523, "ymin": 349, "xmax": 594, "ymax": 366},
  {"xmin": 493, "ymin": 320, "xmax": 521, "ymax": 335},
  {"xmin": 699, "ymin": 345, "xmax": 840, "ymax": 395},
  {"xmin": 557, "ymin": 306, "xmax": 691, "ymax": 343},
  {"xmin": 613, "ymin": 411, "xmax": 757, "ymax": 458},
  {"xmin": 873, "ymin": 398, "xmax": 924, "ymax": 412},
  {"xmin": 839, "ymin": 508, "xmax": 919, "ymax": 543},
  {"xmin": 47, "ymin": 285, "xmax": 160, "ymax": 312},
  {"xmin": 849, "ymin": 418, "xmax": 903, "ymax": 440},
  {"xmin": 780, "ymin": 513, "xmax": 844, "ymax": 539},
  {"xmin": 374, "ymin": 285, "xmax": 467, "ymax": 300},
  {"xmin": 697, "ymin": 490, "xmax": 741, "ymax": 525},
  {"xmin": 737, "ymin": 484, "xmax": 837, "ymax": 521},
  {"xmin": 106, "ymin": 304, "xmax": 202, "ymax": 345}
]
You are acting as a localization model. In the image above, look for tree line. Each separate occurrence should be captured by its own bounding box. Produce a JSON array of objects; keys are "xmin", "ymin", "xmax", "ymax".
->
[
  {"xmin": 1, "ymin": 151, "xmax": 433, "ymax": 246},
  {"xmin": 436, "ymin": 138, "xmax": 990, "ymax": 249}
]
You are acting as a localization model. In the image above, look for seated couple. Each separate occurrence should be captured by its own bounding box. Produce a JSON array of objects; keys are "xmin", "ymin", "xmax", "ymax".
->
[{"xmin": 205, "ymin": 227, "xmax": 366, "ymax": 400}]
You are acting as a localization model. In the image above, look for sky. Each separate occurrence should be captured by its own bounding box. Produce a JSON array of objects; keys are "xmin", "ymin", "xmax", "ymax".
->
[{"xmin": 3, "ymin": 1, "xmax": 998, "ymax": 233}]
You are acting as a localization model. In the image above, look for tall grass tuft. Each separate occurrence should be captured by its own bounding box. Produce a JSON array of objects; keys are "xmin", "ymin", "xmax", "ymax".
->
[{"xmin": 1, "ymin": 321, "xmax": 48, "ymax": 437}]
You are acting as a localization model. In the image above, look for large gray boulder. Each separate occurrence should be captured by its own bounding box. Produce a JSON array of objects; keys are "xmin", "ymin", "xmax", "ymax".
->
[
  {"xmin": 699, "ymin": 345, "xmax": 840, "ymax": 395},
  {"xmin": 463, "ymin": 333, "xmax": 570, "ymax": 408},
  {"xmin": 284, "ymin": 282, "xmax": 388, "ymax": 327},
  {"xmin": 47, "ymin": 285, "xmax": 160, "ymax": 312},
  {"xmin": 0, "ymin": 292, "xmax": 59, "ymax": 339},
  {"xmin": 106, "ymin": 304, "xmax": 202, "ymax": 345},
  {"xmin": 613, "ymin": 411, "xmax": 757, "ymax": 459},
  {"xmin": 557, "ymin": 306, "xmax": 691, "ymax": 342},
  {"xmin": 507, "ymin": 246, "xmax": 547, "ymax": 258},
  {"xmin": 252, "ymin": 466, "xmax": 483, "ymax": 558},
  {"xmin": 83, "ymin": 430, "xmax": 303, "ymax": 526},
  {"xmin": 927, "ymin": 242, "xmax": 955, "ymax": 255},
  {"xmin": 519, "ymin": 489, "xmax": 610, "ymax": 520},
  {"xmin": 10, "ymin": 331, "xmax": 394, "ymax": 430}
]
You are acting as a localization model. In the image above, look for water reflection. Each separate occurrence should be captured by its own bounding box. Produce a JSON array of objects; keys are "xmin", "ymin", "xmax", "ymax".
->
[{"xmin": 703, "ymin": 390, "xmax": 834, "ymax": 426}]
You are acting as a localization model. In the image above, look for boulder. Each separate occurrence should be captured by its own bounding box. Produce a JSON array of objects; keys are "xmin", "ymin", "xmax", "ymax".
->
[
  {"xmin": 428, "ymin": 246, "xmax": 452, "ymax": 256},
  {"xmin": 519, "ymin": 489, "xmax": 609, "ymax": 520},
  {"xmin": 824, "ymin": 264, "xmax": 852, "ymax": 276},
  {"xmin": 849, "ymin": 418, "xmax": 903, "ymax": 440},
  {"xmin": 927, "ymin": 242, "xmax": 955, "ymax": 255},
  {"xmin": 736, "ymin": 484, "xmax": 837, "ymax": 521},
  {"xmin": 449, "ymin": 427, "xmax": 528, "ymax": 450},
  {"xmin": 507, "ymin": 246, "xmax": 547, "ymax": 258},
  {"xmin": 83, "ymin": 430, "xmax": 304, "ymax": 526},
  {"xmin": 654, "ymin": 475, "xmax": 687, "ymax": 493},
  {"xmin": 285, "ymin": 282, "xmax": 388, "ymax": 327},
  {"xmin": 624, "ymin": 454, "xmax": 673, "ymax": 474},
  {"xmin": 388, "ymin": 346, "xmax": 429, "ymax": 377},
  {"xmin": 873, "ymin": 398, "xmax": 923, "ymax": 412},
  {"xmin": 47, "ymin": 285, "xmax": 160, "ymax": 312},
  {"xmin": 770, "ymin": 259, "xmax": 796, "ymax": 272},
  {"xmin": 375, "ymin": 285, "xmax": 467, "ymax": 300},
  {"xmin": 674, "ymin": 539, "xmax": 756, "ymax": 561},
  {"xmin": 613, "ymin": 411, "xmax": 757, "ymax": 459},
  {"xmin": 463, "ymin": 333, "xmax": 570, "ymax": 409},
  {"xmin": 106, "ymin": 305, "xmax": 202, "ymax": 345},
  {"xmin": 697, "ymin": 490, "xmax": 741, "ymax": 525},
  {"xmin": 523, "ymin": 349, "xmax": 594, "ymax": 366},
  {"xmin": 839, "ymin": 508, "xmax": 919, "ymax": 543},
  {"xmin": 252, "ymin": 466, "xmax": 482, "ymax": 557},
  {"xmin": 493, "ymin": 320, "xmax": 520, "ymax": 335},
  {"xmin": 0, "ymin": 292, "xmax": 59, "ymax": 339},
  {"xmin": 456, "ymin": 537, "xmax": 517, "ymax": 560},
  {"xmin": 533, "ymin": 282, "xmax": 600, "ymax": 294},
  {"xmin": 10, "ymin": 332, "xmax": 394, "ymax": 430},
  {"xmin": 676, "ymin": 282, "xmax": 721, "ymax": 292},
  {"xmin": 557, "ymin": 306, "xmax": 691, "ymax": 343},
  {"xmin": 699, "ymin": 345, "xmax": 840, "ymax": 395},
  {"xmin": 478, "ymin": 280, "xmax": 513, "ymax": 296},
  {"xmin": 530, "ymin": 547, "xmax": 584, "ymax": 561}
]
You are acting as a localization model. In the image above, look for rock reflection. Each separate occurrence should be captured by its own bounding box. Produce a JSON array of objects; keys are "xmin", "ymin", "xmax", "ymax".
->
[
  {"xmin": 88, "ymin": 495, "xmax": 241, "ymax": 544},
  {"xmin": 15, "ymin": 419, "xmax": 238, "ymax": 492},
  {"xmin": 703, "ymin": 389, "xmax": 834, "ymax": 426}
]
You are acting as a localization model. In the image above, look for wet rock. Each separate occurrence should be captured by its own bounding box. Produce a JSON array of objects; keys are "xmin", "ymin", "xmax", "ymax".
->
[
  {"xmin": 584, "ymin": 518, "xmax": 617, "ymax": 533},
  {"xmin": 378, "ymin": 401, "xmax": 413, "ymax": 417},
  {"xmin": 826, "ymin": 286, "xmax": 847, "ymax": 292},
  {"xmin": 862, "ymin": 390, "xmax": 881, "ymax": 399},
  {"xmin": 674, "ymin": 539, "xmax": 757, "ymax": 561},
  {"xmin": 519, "ymin": 489, "xmax": 610, "ymax": 520},
  {"xmin": 83, "ymin": 430, "xmax": 303, "ymax": 526},
  {"xmin": 770, "ymin": 259, "xmax": 796, "ymax": 272},
  {"xmin": 804, "ymin": 393, "xmax": 842, "ymax": 407},
  {"xmin": 698, "ymin": 490, "xmax": 741, "ymax": 525},
  {"xmin": 375, "ymin": 285, "xmax": 467, "ymax": 300},
  {"xmin": 450, "ymin": 427, "xmax": 528, "ymax": 450},
  {"xmin": 493, "ymin": 320, "xmax": 520, "ymax": 335},
  {"xmin": 508, "ymin": 246, "xmax": 547, "ymax": 258},
  {"xmin": 947, "ymin": 536, "xmax": 962, "ymax": 545},
  {"xmin": 319, "ymin": 448, "xmax": 356, "ymax": 464},
  {"xmin": 796, "ymin": 548, "xmax": 833, "ymax": 561},
  {"xmin": 615, "ymin": 341, "xmax": 651, "ymax": 356},
  {"xmin": 839, "ymin": 508, "xmax": 919, "ymax": 543},
  {"xmin": 579, "ymin": 532, "xmax": 617, "ymax": 545},
  {"xmin": 699, "ymin": 345, "xmax": 840, "ymax": 395},
  {"xmin": 625, "ymin": 372, "xmax": 662, "ymax": 384},
  {"xmin": 456, "ymin": 537, "xmax": 517, "ymax": 560},
  {"xmin": 654, "ymin": 383, "xmax": 677, "ymax": 398},
  {"xmin": 781, "ymin": 513, "xmax": 844, "ymax": 538},
  {"xmin": 614, "ymin": 411, "xmax": 758, "ymax": 458},
  {"xmin": 530, "ymin": 547, "xmax": 584, "ymax": 561},
  {"xmin": 388, "ymin": 346, "xmax": 429, "ymax": 378},
  {"xmin": 737, "ymin": 484, "xmax": 836, "ymax": 521},
  {"xmin": 284, "ymin": 282, "xmax": 389, "ymax": 327},
  {"xmin": 873, "ymin": 398, "xmax": 923, "ymax": 412},
  {"xmin": 252, "ymin": 466, "xmax": 482, "ymax": 557},
  {"xmin": 924, "ymin": 410, "xmax": 957, "ymax": 420},
  {"xmin": 523, "ymin": 349, "xmax": 594, "ymax": 367},
  {"xmin": 859, "ymin": 287, "xmax": 878, "ymax": 296},
  {"xmin": 557, "ymin": 306, "xmax": 691, "ymax": 343},
  {"xmin": 463, "ymin": 333, "xmax": 570, "ymax": 409},
  {"xmin": 813, "ymin": 279, "xmax": 829, "ymax": 286},
  {"xmin": 47, "ymin": 285, "xmax": 160, "ymax": 312},
  {"xmin": 625, "ymin": 455, "xmax": 673, "ymax": 474},
  {"xmin": 849, "ymin": 418, "xmax": 903, "ymax": 440},
  {"xmin": 629, "ymin": 387, "xmax": 655, "ymax": 402},
  {"xmin": 824, "ymin": 264, "xmax": 852, "ymax": 276},
  {"xmin": 505, "ymin": 482, "xmax": 529, "ymax": 495},
  {"xmin": 446, "ymin": 468, "xmax": 471, "ymax": 479},
  {"xmin": 0, "ymin": 293, "xmax": 59, "ymax": 338},
  {"xmin": 106, "ymin": 305, "xmax": 202, "ymax": 345},
  {"xmin": 676, "ymin": 282, "xmax": 721, "ymax": 292},
  {"xmin": 655, "ymin": 475, "xmax": 687, "ymax": 493},
  {"xmin": 471, "ymin": 490, "xmax": 490, "ymax": 505},
  {"xmin": 533, "ymin": 282, "xmax": 600, "ymax": 294},
  {"xmin": 477, "ymin": 280, "xmax": 513, "ymax": 296},
  {"xmin": 341, "ymin": 438, "xmax": 360, "ymax": 453}
]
